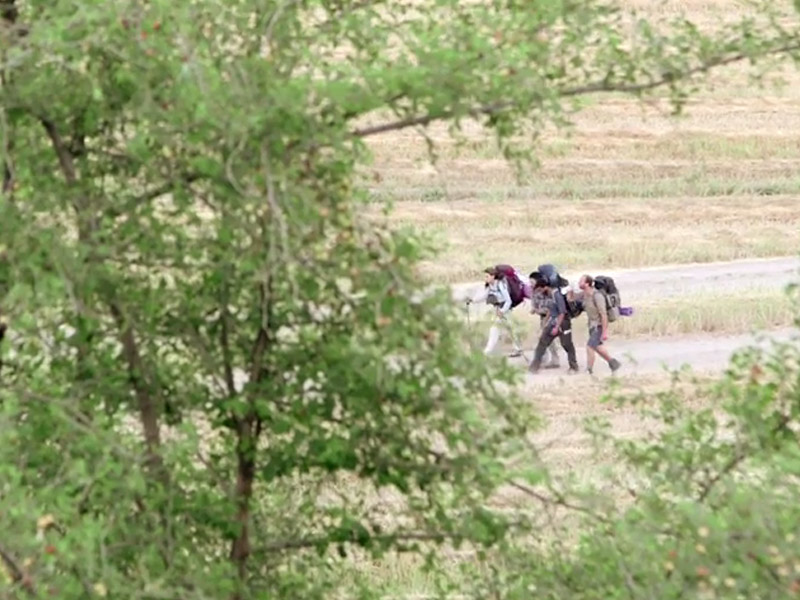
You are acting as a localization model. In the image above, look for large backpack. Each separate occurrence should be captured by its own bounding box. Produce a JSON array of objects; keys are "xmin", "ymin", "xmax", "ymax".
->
[
  {"xmin": 593, "ymin": 275, "xmax": 621, "ymax": 322},
  {"xmin": 494, "ymin": 264, "xmax": 530, "ymax": 308},
  {"xmin": 563, "ymin": 290, "xmax": 584, "ymax": 319},
  {"xmin": 535, "ymin": 264, "xmax": 578, "ymax": 317},
  {"xmin": 537, "ymin": 263, "xmax": 569, "ymax": 288}
]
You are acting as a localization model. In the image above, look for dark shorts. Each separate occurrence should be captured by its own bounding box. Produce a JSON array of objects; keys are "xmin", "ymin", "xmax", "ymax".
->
[{"xmin": 588, "ymin": 325, "xmax": 603, "ymax": 348}]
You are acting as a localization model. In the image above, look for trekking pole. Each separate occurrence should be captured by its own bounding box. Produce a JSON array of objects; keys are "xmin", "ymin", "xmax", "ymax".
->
[
  {"xmin": 509, "ymin": 326, "xmax": 531, "ymax": 363},
  {"xmin": 464, "ymin": 300, "xmax": 477, "ymax": 352}
]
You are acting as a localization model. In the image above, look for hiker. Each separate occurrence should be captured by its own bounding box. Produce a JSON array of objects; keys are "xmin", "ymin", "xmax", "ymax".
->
[
  {"xmin": 528, "ymin": 278, "xmax": 579, "ymax": 374},
  {"xmin": 529, "ymin": 272, "xmax": 561, "ymax": 369},
  {"xmin": 578, "ymin": 274, "xmax": 622, "ymax": 375},
  {"xmin": 467, "ymin": 266, "xmax": 526, "ymax": 357}
]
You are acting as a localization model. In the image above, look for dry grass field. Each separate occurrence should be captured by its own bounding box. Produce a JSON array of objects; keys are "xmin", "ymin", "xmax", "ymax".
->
[
  {"xmin": 363, "ymin": 17, "xmax": 800, "ymax": 332},
  {"xmin": 366, "ymin": 93, "xmax": 800, "ymax": 283},
  {"xmin": 353, "ymin": 0, "xmax": 800, "ymax": 594},
  {"xmin": 363, "ymin": 0, "xmax": 800, "ymax": 294},
  {"xmin": 357, "ymin": 0, "xmax": 800, "ymax": 591}
]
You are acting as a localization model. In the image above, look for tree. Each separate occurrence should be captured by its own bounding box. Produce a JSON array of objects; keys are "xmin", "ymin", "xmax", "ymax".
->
[{"xmin": 0, "ymin": 0, "xmax": 799, "ymax": 597}]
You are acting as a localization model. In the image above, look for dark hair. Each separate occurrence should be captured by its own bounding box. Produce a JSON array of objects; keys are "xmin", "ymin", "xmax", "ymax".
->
[
  {"xmin": 484, "ymin": 266, "xmax": 505, "ymax": 279},
  {"xmin": 529, "ymin": 271, "xmax": 542, "ymax": 281},
  {"xmin": 581, "ymin": 274, "xmax": 594, "ymax": 286}
]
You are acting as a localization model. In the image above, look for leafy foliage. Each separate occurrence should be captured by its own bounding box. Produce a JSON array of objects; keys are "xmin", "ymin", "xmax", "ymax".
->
[
  {"xmin": 451, "ymin": 325, "xmax": 800, "ymax": 600},
  {"xmin": 1, "ymin": 0, "xmax": 800, "ymax": 598}
]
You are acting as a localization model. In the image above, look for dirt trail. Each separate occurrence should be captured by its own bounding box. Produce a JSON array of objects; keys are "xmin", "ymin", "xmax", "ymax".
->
[
  {"xmin": 455, "ymin": 257, "xmax": 800, "ymax": 473},
  {"xmin": 454, "ymin": 255, "xmax": 799, "ymax": 374},
  {"xmin": 518, "ymin": 327, "xmax": 797, "ymax": 382},
  {"xmin": 517, "ymin": 327, "xmax": 799, "ymax": 472},
  {"xmin": 452, "ymin": 255, "xmax": 800, "ymax": 304}
]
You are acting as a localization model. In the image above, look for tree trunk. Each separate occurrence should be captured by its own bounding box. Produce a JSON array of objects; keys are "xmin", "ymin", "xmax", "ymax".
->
[{"xmin": 230, "ymin": 419, "xmax": 256, "ymax": 583}]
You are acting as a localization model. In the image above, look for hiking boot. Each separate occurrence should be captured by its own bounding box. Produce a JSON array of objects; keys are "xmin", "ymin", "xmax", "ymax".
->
[
  {"xmin": 544, "ymin": 362, "xmax": 560, "ymax": 370},
  {"xmin": 609, "ymin": 358, "xmax": 622, "ymax": 373},
  {"xmin": 567, "ymin": 367, "xmax": 580, "ymax": 375},
  {"xmin": 528, "ymin": 362, "xmax": 540, "ymax": 374}
]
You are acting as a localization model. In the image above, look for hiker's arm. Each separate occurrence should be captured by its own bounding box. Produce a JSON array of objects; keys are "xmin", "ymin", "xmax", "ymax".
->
[
  {"xmin": 469, "ymin": 286, "xmax": 488, "ymax": 304},
  {"xmin": 551, "ymin": 293, "xmax": 566, "ymax": 334},
  {"xmin": 498, "ymin": 282, "xmax": 512, "ymax": 314}
]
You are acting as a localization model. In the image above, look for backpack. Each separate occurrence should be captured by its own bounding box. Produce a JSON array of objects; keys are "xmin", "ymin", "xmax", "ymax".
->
[
  {"xmin": 563, "ymin": 290, "xmax": 584, "ymax": 319},
  {"xmin": 494, "ymin": 264, "xmax": 530, "ymax": 308},
  {"xmin": 537, "ymin": 263, "xmax": 569, "ymax": 289},
  {"xmin": 593, "ymin": 275, "xmax": 621, "ymax": 322}
]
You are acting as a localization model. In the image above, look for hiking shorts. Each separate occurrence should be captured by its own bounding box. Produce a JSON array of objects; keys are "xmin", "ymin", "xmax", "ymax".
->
[{"xmin": 588, "ymin": 325, "xmax": 603, "ymax": 348}]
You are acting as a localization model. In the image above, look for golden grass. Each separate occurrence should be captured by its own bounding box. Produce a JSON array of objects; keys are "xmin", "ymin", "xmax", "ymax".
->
[
  {"xmin": 434, "ymin": 132, "xmax": 800, "ymax": 163},
  {"xmin": 463, "ymin": 289, "xmax": 795, "ymax": 345},
  {"xmin": 363, "ymin": 68, "xmax": 800, "ymax": 288},
  {"xmin": 378, "ymin": 196, "xmax": 800, "ymax": 284},
  {"xmin": 359, "ymin": 2, "xmax": 800, "ymax": 290},
  {"xmin": 612, "ymin": 291, "xmax": 796, "ymax": 338}
]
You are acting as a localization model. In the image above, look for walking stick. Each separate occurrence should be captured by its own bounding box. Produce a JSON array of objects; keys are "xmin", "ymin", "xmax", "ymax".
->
[{"xmin": 464, "ymin": 300, "xmax": 477, "ymax": 351}]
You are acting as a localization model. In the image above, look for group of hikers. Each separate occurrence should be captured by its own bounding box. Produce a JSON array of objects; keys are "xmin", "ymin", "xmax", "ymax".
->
[{"xmin": 466, "ymin": 264, "xmax": 624, "ymax": 375}]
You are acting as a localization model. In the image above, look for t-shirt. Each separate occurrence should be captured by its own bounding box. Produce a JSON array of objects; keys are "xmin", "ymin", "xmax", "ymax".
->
[
  {"xmin": 583, "ymin": 290, "xmax": 607, "ymax": 327},
  {"xmin": 531, "ymin": 289, "xmax": 551, "ymax": 316},
  {"xmin": 544, "ymin": 289, "xmax": 568, "ymax": 327}
]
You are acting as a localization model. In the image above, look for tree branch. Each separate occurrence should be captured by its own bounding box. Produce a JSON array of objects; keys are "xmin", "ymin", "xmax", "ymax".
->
[
  {"xmin": 0, "ymin": 0, "xmax": 17, "ymax": 23},
  {"xmin": 353, "ymin": 100, "xmax": 509, "ymax": 138},
  {"xmin": 509, "ymin": 480, "xmax": 611, "ymax": 524},
  {"xmin": 0, "ymin": 543, "xmax": 35, "ymax": 596},
  {"xmin": 697, "ymin": 414, "xmax": 790, "ymax": 502},
  {"xmin": 352, "ymin": 42, "xmax": 800, "ymax": 139},
  {"xmin": 219, "ymin": 279, "xmax": 237, "ymax": 399},
  {"xmin": 1, "ymin": 0, "xmax": 16, "ymax": 197},
  {"xmin": 1, "ymin": 92, "xmax": 13, "ymax": 196},
  {"xmin": 558, "ymin": 44, "xmax": 800, "ymax": 98},
  {"xmin": 105, "ymin": 172, "xmax": 201, "ymax": 220},
  {"xmin": 0, "ymin": 0, "xmax": 26, "ymax": 37},
  {"xmin": 230, "ymin": 274, "xmax": 272, "ymax": 596},
  {"xmin": 255, "ymin": 530, "xmax": 461, "ymax": 555},
  {"xmin": 40, "ymin": 117, "xmax": 78, "ymax": 184},
  {"xmin": 108, "ymin": 302, "xmax": 165, "ymax": 473}
]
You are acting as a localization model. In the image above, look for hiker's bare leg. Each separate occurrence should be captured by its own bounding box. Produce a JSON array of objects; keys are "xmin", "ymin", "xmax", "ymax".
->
[
  {"xmin": 504, "ymin": 319, "xmax": 523, "ymax": 357},
  {"xmin": 587, "ymin": 325, "xmax": 620, "ymax": 372},
  {"xmin": 595, "ymin": 345, "xmax": 613, "ymax": 363},
  {"xmin": 483, "ymin": 325, "xmax": 502, "ymax": 355},
  {"xmin": 586, "ymin": 346, "xmax": 597, "ymax": 371}
]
